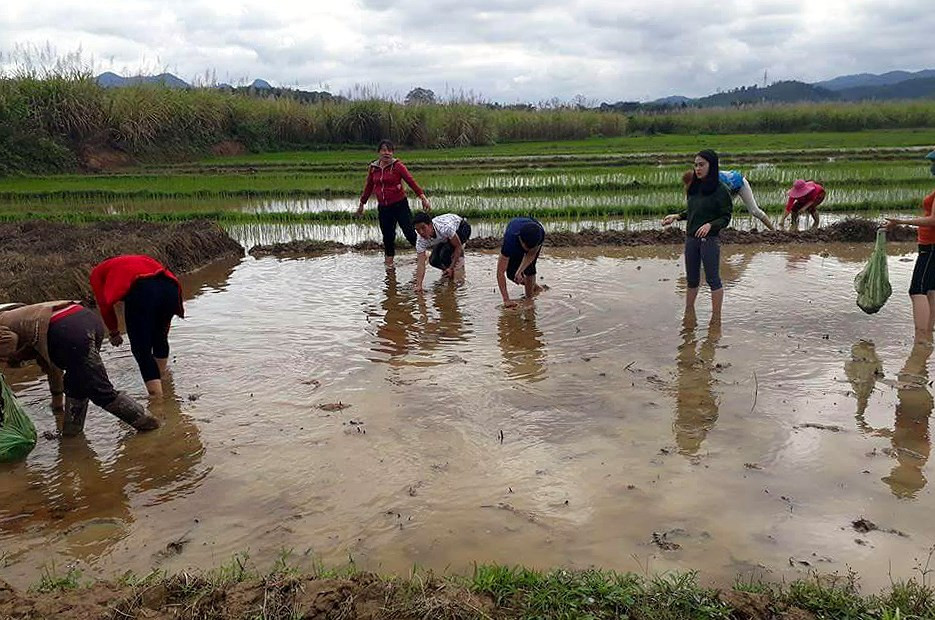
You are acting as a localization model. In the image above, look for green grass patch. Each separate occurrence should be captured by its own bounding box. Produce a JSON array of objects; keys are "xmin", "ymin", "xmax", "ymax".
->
[
  {"xmin": 19, "ymin": 560, "xmax": 935, "ymax": 620},
  {"xmin": 1, "ymin": 157, "xmax": 930, "ymax": 204},
  {"xmin": 207, "ymin": 129, "xmax": 935, "ymax": 164},
  {"xmin": 31, "ymin": 563, "xmax": 83, "ymax": 594}
]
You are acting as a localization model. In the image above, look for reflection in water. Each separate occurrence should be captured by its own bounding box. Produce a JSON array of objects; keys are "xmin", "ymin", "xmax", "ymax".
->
[
  {"xmin": 672, "ymin": 317, "xmax": 722, "ymax": 455},
  {"xmin": 4, "ymin": 435, "xmax": 134, "ymax": 561},
  {"xmin": 846, "ymin": 340, "xmax": 884, "ymax": 419},
  {"xmin": 415, "ymin": 284, "xmax": 470, "ymax": 355},
  {"xmin": 0, "ymin": 380, "xmax": 206, "ymax": 561},
  {"xmin": 497, "ymin": 305, "xmax": 547, "ymax": 382},
  {"xmin": 124, "ymin": 376, "xmax": 208, "ymax": 501},
  {"xmin": 370, "ymin": 271, "xmax": 419, "ymax": 364},
  {"xmin": 848, "ymin": 341, "xmax": 933, "ymax": 499},
  {"xmin": 369, "ymin": 273, "xmax": 472, "ymax": 366},
  {"xmin": 178, "ymin": 256, "xmax": 241, "ymax": 301}
]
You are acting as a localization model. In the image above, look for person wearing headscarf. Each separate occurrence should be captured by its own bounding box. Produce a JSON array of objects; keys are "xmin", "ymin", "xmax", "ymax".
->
[
  {"xmin": 663, "ymin": 150, "xmax": 733, "ymax": 321},
  {"xmin": 681, "ymin": 168, "xmax": 773, "ymax": 230}
]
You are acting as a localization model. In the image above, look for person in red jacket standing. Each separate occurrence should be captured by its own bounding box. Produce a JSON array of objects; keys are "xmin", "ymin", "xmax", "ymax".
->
[
  {"xmin": 90, "ymin": 255, "xmax": 184, "ymax": 397},
  {"xmin": 356, "ymin": 139, "xmax": 432, "ymax": 270}
]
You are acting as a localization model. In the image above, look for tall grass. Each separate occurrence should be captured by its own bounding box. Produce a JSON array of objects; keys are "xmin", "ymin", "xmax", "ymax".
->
[
  {"xmin": 628, "ymin": 101, "xmax": 935, "ymax": 134},
  {"xmin": 2, "ymin": 54, "xmax": 935, "ymax": 175}
]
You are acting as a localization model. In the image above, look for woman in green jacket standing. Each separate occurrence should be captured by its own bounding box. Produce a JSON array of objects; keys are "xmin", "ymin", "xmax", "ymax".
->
[{"xmin": 663, "ymin": 150, "xmax": 733, "ymax": 322}]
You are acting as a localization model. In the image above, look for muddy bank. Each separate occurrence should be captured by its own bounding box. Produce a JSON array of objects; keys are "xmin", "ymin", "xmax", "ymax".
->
[
  {"xmin": 0, "ymin": 220, "xmax": 243, "ymax": 304},
  {"xmin": 0, "ymin": 568, "xmax": 867, "ymax": 620},
  {"xmin": 249, "ymin": 218, "xmax": 916, "ymax": 257},
  {"xmin": 0, "ymin": 573, "xmax": 491, "ymax": 620}
]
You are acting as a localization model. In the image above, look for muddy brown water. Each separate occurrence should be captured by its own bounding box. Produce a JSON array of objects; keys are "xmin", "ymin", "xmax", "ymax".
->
[{"xmin": 1, "ymin": 243, "xmax": 934, "ymax": 591}]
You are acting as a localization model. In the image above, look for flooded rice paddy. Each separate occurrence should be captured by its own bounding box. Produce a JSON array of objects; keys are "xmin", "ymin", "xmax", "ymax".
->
[
  {"xmin": 2, "ymin": 240, "xmax": 935, "ymax": 591},
  {"xmin": 226, "ymin": 211, "xmax": 902, "ymax": 248}
]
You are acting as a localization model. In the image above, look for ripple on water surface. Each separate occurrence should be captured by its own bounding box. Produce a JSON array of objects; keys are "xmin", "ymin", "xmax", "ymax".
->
[{"xmin": 0, "ymin": 242, "xmax": 932, "ymax": 591}]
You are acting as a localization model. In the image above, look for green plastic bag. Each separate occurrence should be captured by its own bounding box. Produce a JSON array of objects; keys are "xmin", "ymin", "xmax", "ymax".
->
[
  {"xmin": 854, "ymin": 229, "xmax": 892, "ymax": 315},
  {"xmin": 0, "ymin": 373, "xmax": 37, "ymax": 463}
]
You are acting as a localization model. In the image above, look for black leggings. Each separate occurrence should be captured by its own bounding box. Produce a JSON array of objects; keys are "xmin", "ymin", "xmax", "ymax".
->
[
  {"xmin": 124, "ymin": 275, "xmax": 180, "ymax": 382},
  {"xmin": 684, "ymin": 236, "xmax": 722, "ymax": 290},
  {"xmin": 429, "ymin": 220, "xmax": 472, "ymax": 269},
  {"xmin": 47, "ymin": 307, "xmax": 118, "ymax": 407},
  {"xmin": 378, "ymin": 199, "xmax": 417, "ymax": 257}
]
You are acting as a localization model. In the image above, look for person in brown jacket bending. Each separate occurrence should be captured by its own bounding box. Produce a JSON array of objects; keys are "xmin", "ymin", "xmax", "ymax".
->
[{"xmin": 0, "ymin": 302, "xmax": 159, "ymax": 436}]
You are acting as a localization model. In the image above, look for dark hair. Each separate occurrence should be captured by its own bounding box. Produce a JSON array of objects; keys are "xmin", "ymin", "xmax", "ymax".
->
[
  {"xmin": 519, "ymin": 222, "xmax": 545, "ymax": 248},
  {"xmin": 412, "ymin": 211, "xmax": 432, "ymax": 226},
  {"xmin": 688, "ymin": 149, "xmax": 720, "ymax": 196},
  {"xmin": 377, "ymin": 139, "xmax": 395, "ymax": 152}
]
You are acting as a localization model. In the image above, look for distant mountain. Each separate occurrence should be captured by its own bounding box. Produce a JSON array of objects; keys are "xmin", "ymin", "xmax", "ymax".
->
[
  {"xmin": 692, "ymin": 81, "xmax": 840, "ymax": 108},
  {"xmin": 815, "ymin": 69, "xmax": 935, "ymax": 92},
  {"xmin": 837, "ymin": 76, "xmax": 935, "ymax": 102},
  {"xmin": 250, "ymin": 79, "xmax": 272, "ymax": 90},
  {"xmin": 650, "ymin": 95, "xmax": 692, "ymax": 106},
  {"xmin": 96, "ymin": 72, "xmax": 189, "ymax": 89},
  {"xmin": 630, "ymin": 68, "xmax": 935, "ymax": 110}
]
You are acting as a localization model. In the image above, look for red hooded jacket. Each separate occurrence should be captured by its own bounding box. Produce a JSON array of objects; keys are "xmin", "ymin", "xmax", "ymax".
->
[
  {"xmin": 90, "ymin": 255, "xmax": 183, "ymax": 332},
  {"xmin": 360, "ymin": 159, "xmax": 425, "ymax": 206}
]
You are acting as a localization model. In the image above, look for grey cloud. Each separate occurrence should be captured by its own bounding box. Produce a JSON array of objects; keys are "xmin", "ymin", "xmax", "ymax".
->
[{"xmin": 1, "ymin": 0, "xmax": 933, "ymax": 102}]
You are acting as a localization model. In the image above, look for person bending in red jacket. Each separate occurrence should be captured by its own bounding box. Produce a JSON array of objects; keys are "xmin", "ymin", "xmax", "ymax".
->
[
  {"xmin": 90, "ymin": 255, "xmax": 184, "ymax": 397},
  {"xmin": 356, "ymin": 139, "xmax": 432, "ymax": 270},
  {"xmin": 780, "ymin": 179, "xmax": 825, "ymax": 230}
]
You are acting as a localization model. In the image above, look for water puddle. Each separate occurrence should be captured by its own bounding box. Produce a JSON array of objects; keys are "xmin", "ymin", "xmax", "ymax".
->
[{"xmin": 1, "ymin": 243, "xmax": 933, "ymax": 590}]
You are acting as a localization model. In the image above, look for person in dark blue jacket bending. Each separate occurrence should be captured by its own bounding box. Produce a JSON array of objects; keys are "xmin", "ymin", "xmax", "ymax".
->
[{"xmin": 497, "ymin": 217, "xmax": 546, "ymax": 308}]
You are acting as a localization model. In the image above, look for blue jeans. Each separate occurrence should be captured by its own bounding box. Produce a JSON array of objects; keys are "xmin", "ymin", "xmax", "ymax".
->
[{"xmin": 685, "ymin": 236, "xmax": 722, "ymax": 291}]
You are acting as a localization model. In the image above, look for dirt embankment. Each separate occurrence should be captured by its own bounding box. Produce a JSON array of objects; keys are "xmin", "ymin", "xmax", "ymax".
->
[
  {"xmin": 0, "ymin": 220, "xmax": 244, "ymax": 305},
  {"xmin": 0, "ymin": 572, "xmax": 821, "ymax": 620},
  {"xmin": 250, "ymin": 218, "xmax": 916, "ymax": 258},
  {"xmin": 0, "ymin": 573, "xmax": 495, "ymax": 620}
]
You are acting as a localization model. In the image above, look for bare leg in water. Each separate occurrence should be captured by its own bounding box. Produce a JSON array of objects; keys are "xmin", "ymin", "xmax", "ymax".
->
[
  {"xmin": 711, "ymin": 288, "xmax": 723, "ymax": 324},
  {"xmin": 911, "ymin": 293, "xmax": 935, "ymax": 344}
]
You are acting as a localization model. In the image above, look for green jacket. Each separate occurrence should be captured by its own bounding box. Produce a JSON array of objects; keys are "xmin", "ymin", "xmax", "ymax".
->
[{"xmin": 679, "ymin": 183, "xmax": 733, "ymax": 236}]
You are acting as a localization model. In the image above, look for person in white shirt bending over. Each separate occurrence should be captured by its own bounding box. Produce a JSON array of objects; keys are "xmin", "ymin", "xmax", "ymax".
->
[{"xmin": 412, "ymin": 212, "xmax": 472, "ymax": 292}]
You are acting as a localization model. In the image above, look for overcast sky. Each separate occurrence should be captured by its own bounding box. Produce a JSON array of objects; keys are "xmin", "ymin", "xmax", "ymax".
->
[{"xmin": 1, "ymin": 0, "xmax": 931, "ymax": 103}]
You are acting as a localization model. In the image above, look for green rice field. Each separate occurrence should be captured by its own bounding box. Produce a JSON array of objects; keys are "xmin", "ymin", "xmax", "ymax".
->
[{"xmin": 1, "ymin": 130, "xmax": 933, "ymax": 233}]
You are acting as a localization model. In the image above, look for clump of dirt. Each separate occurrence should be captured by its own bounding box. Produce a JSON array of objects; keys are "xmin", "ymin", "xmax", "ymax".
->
[
  {"xmin": 853, "ymin": 518, "xmax": 877, "ymax": 533},
  {"xmin": 318, "ymin": 402, "xmax": 351, "ymax": 412},
  {"xmin": 249, "ymin": 219, "xmax": 916, "ymax": 258},
  {"xmin": 250, "ymin": 239, "xmax": 348, "ymax": 258},
  {"xmin": 79, "ymin": 145, "xmax": 134, "ymax": 172},
  {"xmin": 720, "ymin": 590, "xmax": 816, "ymax": 620},
  {"xmin": 0, "ymin": 220, "xmax": 243, "ymax": 304},
  {"xmin": 211, "ymin": 140, "xmax": 248, "ymax": 157}
]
